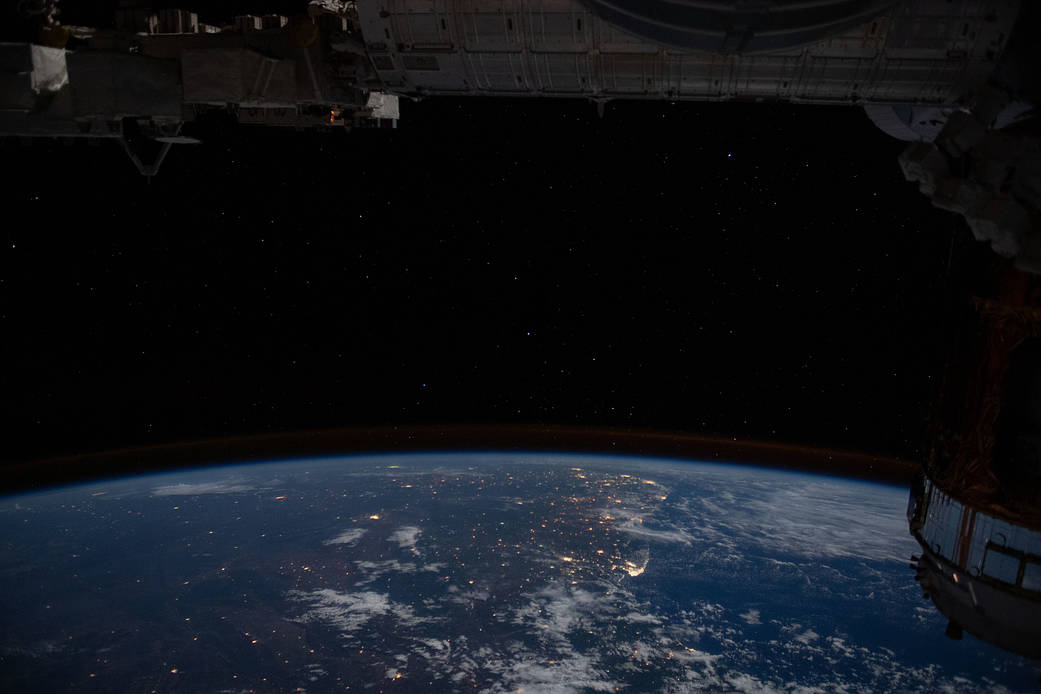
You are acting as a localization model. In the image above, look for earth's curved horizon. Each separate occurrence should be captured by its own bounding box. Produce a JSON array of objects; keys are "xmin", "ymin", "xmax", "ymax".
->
[
  {"xmin": 2, "ymin": 450, "xmax": 1036, "ymax": 692},
  {"xmin": 2, "ymin": 424, "xmax": 917, "ymax": 495}
]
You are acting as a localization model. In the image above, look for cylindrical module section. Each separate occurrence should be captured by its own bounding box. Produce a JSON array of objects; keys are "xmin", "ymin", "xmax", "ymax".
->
[{"xmin": 356, "ymin": 0, "xmax": 1019, "ymax": 106}]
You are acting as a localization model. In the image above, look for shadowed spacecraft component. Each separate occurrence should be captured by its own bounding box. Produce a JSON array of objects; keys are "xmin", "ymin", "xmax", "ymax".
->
[
  {"xmin": 909, "ymin": 268, "xmax": 1041, "ymax": 660},
  {"xmin": 908, "ymin": 476, "xmax": 1041, "ymax": 660},
  {"xmin": 527, "ymin": 0, "xmax": 904, "ymax": 55},
  {"xmin": 0, "ymin": 0, "xmax": 1038, "ymax": 265}
]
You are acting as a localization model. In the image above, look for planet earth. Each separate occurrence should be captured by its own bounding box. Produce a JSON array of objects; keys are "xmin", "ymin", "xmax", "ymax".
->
[{"xmin": 1, "ymin": 452, "xmax": 1037, "ymax": 692}]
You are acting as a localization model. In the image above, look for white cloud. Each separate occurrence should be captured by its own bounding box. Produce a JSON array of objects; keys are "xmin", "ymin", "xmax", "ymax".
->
[
  {"xmin": 420, "ymin": 638, "xmax": 449, "ymax": 651},
  {"xmin": 151, "ymin": 481, "xmax": 254, "ymax": 496},
  {"xmin": 354, "ymin": 560, "xmax": 417, "ymax": 582},
  {"xmin": 740, "ymin": 609, "xmax": 762, "ymax": 625},
  {"xmin": 615, "ymin": 517, "xmax": 694, "ymax": 545},
  {"xmin": 738, "ymin": 482, "xmax": 915, "ymax": 563},
  {"xmin": 623, "ymin": 611, "xmax": 662, "ymax": 624},
  {"xmin": 793, "ymin": 629, "xmax": 819, "ymax": 645},
  {"xmin": 287, "ymin": 589, "xmax": 430, "ymax": 633},
  {"xmin": 323, "ymin": 528, "xmax": 367, "ymax": 545},
  {"xmin": 388, "ymin": 525, "xmax": 421, "ymax": 549},
  {"xmin": 484, "ymin": 651, "xmax": 621, "ymax": 694},
  {"xmin": 445, "ymin": 588, "xmax": 490, "ymax": 605}
]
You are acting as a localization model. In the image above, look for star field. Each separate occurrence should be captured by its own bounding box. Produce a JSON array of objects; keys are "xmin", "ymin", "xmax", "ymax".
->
[{"xmin": 0, "ymin": 96, "xmax": 992, "ymax": 471}]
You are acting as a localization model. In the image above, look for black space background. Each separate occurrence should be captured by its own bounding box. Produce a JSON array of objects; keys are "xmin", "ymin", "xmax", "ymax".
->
[{"xmin": 0, "ymin": 3, "xmax": 999, "ymax": 470}]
